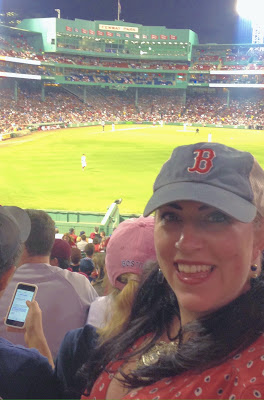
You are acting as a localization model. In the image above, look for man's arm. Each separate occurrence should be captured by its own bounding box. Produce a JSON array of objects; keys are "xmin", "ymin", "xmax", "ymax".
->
[{"xmin": 24, "ymin": 300, "xmax": 54, "ymax": 368}]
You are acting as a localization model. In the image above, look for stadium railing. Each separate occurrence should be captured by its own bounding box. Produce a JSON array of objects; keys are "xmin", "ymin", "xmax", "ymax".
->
[{"xmin": 45, "ymin": 202, "xmax": 125, "ymax": 237}]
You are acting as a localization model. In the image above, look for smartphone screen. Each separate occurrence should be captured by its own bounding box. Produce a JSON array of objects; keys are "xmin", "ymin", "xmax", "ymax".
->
[{"xmin": 5, "ymin": 283, "xmax": 38, "ymax": 328}]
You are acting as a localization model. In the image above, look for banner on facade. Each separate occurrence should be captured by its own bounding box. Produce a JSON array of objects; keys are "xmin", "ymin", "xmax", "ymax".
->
[{"xmin": 99, "ymin": 24, "xmax": 138, "ymax": 33}]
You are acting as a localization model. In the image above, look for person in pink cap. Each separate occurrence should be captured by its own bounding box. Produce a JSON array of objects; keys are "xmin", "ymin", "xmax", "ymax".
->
[{"xmin": 86, "ymin": 216, "xmax": 156, "ymax": 339}]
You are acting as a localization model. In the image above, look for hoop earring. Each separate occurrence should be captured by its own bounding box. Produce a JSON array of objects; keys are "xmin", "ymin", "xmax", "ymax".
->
[
  {"xmin": 157, "ymin": 268, "xmax": 164, "ymax": 284},
  {"xmin": 251, "ymin": 264, "xmax": 258, "ymax": 279}
]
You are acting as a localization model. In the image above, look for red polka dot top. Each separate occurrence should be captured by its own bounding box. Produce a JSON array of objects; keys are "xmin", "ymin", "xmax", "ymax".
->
[{"xmin": 82, "ymin": 333, "xmax": 264, "ymax": 400}]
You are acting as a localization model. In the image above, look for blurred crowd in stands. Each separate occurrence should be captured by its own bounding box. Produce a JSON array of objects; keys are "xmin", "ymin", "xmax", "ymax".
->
[
  {"xmin": 1, "ymin": 34, "xmax": 264, "ymax": 134},
  {"xmin": 55, "ymin": 226, "xmax": 108, "ymax": 289},
  {"xmin": 2, "ymin": 58, "xmax": 264, "ymax": 87},
  {"xmin": 2, "ymin": 34, "xmax": 264, "ymax": 72},
  {"xmin": 1, "ymin": 86, "xmax": 264, "ymax": 133}
]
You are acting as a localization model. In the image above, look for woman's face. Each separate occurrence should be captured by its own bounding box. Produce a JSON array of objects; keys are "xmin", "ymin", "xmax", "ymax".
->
[{"xmin": 154, "ymin": 200, "xmax": 262, "ymax": 320}]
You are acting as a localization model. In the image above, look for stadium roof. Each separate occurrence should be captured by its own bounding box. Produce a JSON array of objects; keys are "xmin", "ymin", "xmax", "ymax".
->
[{"xmin": 0, "ymin": 24, "xmax": 41, "ymax": 37}]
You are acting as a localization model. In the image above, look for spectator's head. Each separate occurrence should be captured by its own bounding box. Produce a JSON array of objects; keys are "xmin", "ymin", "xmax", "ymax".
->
[
  {"xmin": 50, "ymin": 239, "xmax": 71, "ymax": 269},
  {"xmin": 24, "ymin": 209, "xmax": 55, "ymax": 257},
  {"xmin": 71, "ymin": 248, "xmax": 82, "ymax": 266},
  {"xmin": 62, "ymin": 232, "xmax": 75, "ymax": 246},
  {"xmin": 106, "ymin": 216, "xmax": 156, "ymax": 290},
  {"xmin": 94, "ymin": 226, "xmax": 99, "ymax": 234},
  {"xmin": 85, "ymin": 243, "xmax": 95, "ymax": 257},
  {"xmin": 98, "ymin": 216, "xmax": 156, "ymax": 343},
  {"xmin": 100, "ymin": 231, "xmax": 106, "ymax": 238},
  {"xmin": 55, "ymin": 227, "xmax": 59, "ymax": 234},
  {"xmin": 93, "ymin": 237, "xmax": 100, "ymax": 245},
  {"xmin": 0, "ymin": 206, "xmax": 31, "ymax": 293},
  {"xmin": 93, "ymin": 252, "xmax": 106, "ymax": 281},
  {"xmin": 69, "ymin": 228, "xmax": 75, "ymax": 235},
  {"xmin": 80, "ymin": 230, "xmax": 85, "ymax": 236},
  {"xmin": 81, "ymin": 234, "xmax": 86, "ymax": 241},
  {"xmin": 80, "ymin": 258, "xmax": 94, "ymax": 276}
]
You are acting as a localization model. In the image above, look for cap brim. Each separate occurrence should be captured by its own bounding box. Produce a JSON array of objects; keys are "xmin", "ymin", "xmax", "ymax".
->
[
  {"xmin": 143, "ymin": 182, "xmax": 256, "ymax": 223},
  {"xmin": 0, "ymin": 206, "xmax": 31, "ymax": 242}
]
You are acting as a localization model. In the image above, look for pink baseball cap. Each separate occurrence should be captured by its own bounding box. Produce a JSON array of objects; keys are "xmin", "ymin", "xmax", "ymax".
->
[{"xmin": 106, "ymin": 216, "xmax": 156, "ymax": 290}]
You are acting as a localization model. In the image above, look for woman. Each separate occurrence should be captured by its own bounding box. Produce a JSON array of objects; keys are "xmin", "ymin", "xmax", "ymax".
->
[
  {"xmin": 77, "ymin": 142, "xmax": 264, "ymax": 399},
  {"xmin": 86, "ymin": 216, "xmax": 156, "ymax": 332}
]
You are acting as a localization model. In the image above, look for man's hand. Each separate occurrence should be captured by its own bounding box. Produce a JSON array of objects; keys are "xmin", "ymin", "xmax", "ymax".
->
[
  {"xmin": 6, "ymin": 300, "xmax": 54, "ymax": 368},
  {"xmin": 5, "ymin": 300, "xmax": 44, "ymax": 339},
  {"xmin": 24, "ymin": 300, "xmax": 46, "ymax": 347},
  {"xmin": 24, "ymin": 300, "xmax": 54, "ymax": 368}
]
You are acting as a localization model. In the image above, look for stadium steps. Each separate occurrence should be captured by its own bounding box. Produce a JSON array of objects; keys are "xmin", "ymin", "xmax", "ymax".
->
[{"xmin": 61, "ymin": 85, "xmax": 86, "ymax": 103}]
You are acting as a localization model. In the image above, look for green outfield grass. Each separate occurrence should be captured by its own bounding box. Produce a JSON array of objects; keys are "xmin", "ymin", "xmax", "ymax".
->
[{"xmin": 1, "ymin": 124, "xmax": 264, "ymax": 215}]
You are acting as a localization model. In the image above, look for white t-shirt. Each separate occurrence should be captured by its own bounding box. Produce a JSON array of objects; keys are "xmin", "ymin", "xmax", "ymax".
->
[{"xmin": 86, "ymin": 295, "xmax": 113, "ymax": 328}]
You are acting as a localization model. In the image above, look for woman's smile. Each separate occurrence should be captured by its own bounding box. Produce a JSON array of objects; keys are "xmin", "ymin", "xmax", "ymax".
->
[{"xmin": 154, "ymin": 200, "xmax": 257, "ymax": 319}]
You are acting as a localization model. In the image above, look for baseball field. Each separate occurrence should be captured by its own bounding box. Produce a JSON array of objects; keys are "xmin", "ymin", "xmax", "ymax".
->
[{"xmin": 1, "ymin": 124, "xmax": 264, "ymax": 215}]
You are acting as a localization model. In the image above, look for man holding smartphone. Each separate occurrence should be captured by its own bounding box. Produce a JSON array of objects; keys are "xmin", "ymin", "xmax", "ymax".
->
[
  {"xmin": 0, "ymin": 209, "xmax": 98, "ymax": 358},
  {"xmin": 0, "ymin": 205, "xmax": 61, "ymax": 399}
]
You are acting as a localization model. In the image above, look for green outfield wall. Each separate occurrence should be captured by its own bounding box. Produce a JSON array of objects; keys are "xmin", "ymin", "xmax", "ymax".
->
[{"xmin": 45, "ymin": 202, "xmax": 124, "ymax": 236}]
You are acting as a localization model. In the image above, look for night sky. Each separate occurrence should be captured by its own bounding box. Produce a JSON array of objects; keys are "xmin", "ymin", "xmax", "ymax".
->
[{"xmin": 1, "ymin": 0, "xmax": 252, "ymax": 44}]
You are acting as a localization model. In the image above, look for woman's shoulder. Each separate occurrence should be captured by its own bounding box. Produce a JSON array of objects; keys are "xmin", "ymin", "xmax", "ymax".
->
[
  {"xmin": 123, "ymin": 334, "xmax": 264, "ymax": 400},
  {"xmin": 231, "ymin": 333, "xmax": 264, "ymax": 372},
  {"xmin": 179, "ymin": 334, "xmax": 264, "ymax": 399}
]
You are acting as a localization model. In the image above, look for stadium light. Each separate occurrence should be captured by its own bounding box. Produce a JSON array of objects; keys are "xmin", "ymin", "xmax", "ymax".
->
[
  {"xmin": 236, "ymin": 0, "xmax": 264, "ymax": 43},
  {"xmin": 55, "ymin": 9, "xmax": 61, "ymax": 19},
  {"xmin": 236, "ymin": 0, "xmax": 264, "ymax": 23}
]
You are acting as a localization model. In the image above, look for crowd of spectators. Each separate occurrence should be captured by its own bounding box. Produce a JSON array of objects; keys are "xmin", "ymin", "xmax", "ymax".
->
[
  {"xmin": 64, "ymin": 70, "xmax": 174, "ymax": 86},
  {"xmin": 189, "ymin": 73, "xmax": 264, "ymax": 85},
  {"xmin": 2, "ymin": 53, "xmax": 264, "ymax": 89},
  {"xmin": 0, "ymin": 61, "xmax": 52, "ymax": 76},
  {"xmin": 3, "ymin": 59, "xmax": 264, "ymax": 88},
  {"xmin": 0, "ymin": 34, "xmax": 40, "ymax": 59},
  {"xmin": 2, "ymin": 32, "xmax": 264, "ymax": 75},
  {"xmin": 1, "ymin": 85, "xmax": 264, "ymax": 132},
  {"xmin": 39, "ymin": 54, "xmax": 189, "ymax": 71},
  {"xmin": 0, "ymin": 34, "xmax": 189, "ymax": 68},
  {"xmin": 2, "ymin": 34, "xmax": 264, "ymax": 84},
  {"xmin": 192, "ymin": 46, "xmax": 264, "ymax": 71}
]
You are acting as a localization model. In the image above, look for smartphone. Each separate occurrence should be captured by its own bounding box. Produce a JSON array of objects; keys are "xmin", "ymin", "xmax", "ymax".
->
[{"xmin": 5, "ymin": 282, "xmax": 38, "ymax": 329}]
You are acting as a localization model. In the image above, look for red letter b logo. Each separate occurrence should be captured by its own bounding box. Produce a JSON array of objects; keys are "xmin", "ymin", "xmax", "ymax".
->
[{"xmin": 188, "ymin": 149, "xmax": 215, "ymax": 174}]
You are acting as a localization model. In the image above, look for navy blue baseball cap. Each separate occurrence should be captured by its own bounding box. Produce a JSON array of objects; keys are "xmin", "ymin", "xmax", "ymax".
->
[{"xmin": 0, "ymin": 206, "xmax": 31, "ymax": 264}]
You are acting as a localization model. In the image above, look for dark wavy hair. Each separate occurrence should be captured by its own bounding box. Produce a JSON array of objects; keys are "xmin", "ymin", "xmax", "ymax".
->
[{"xmin": 78, "ymin": 260, "xmax": 264, "ymax": 395}]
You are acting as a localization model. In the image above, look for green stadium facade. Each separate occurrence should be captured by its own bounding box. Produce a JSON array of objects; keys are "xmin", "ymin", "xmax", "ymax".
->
[{"xmin": 1, "ymin": 18, "xmax": 264, "ymax": 100}]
